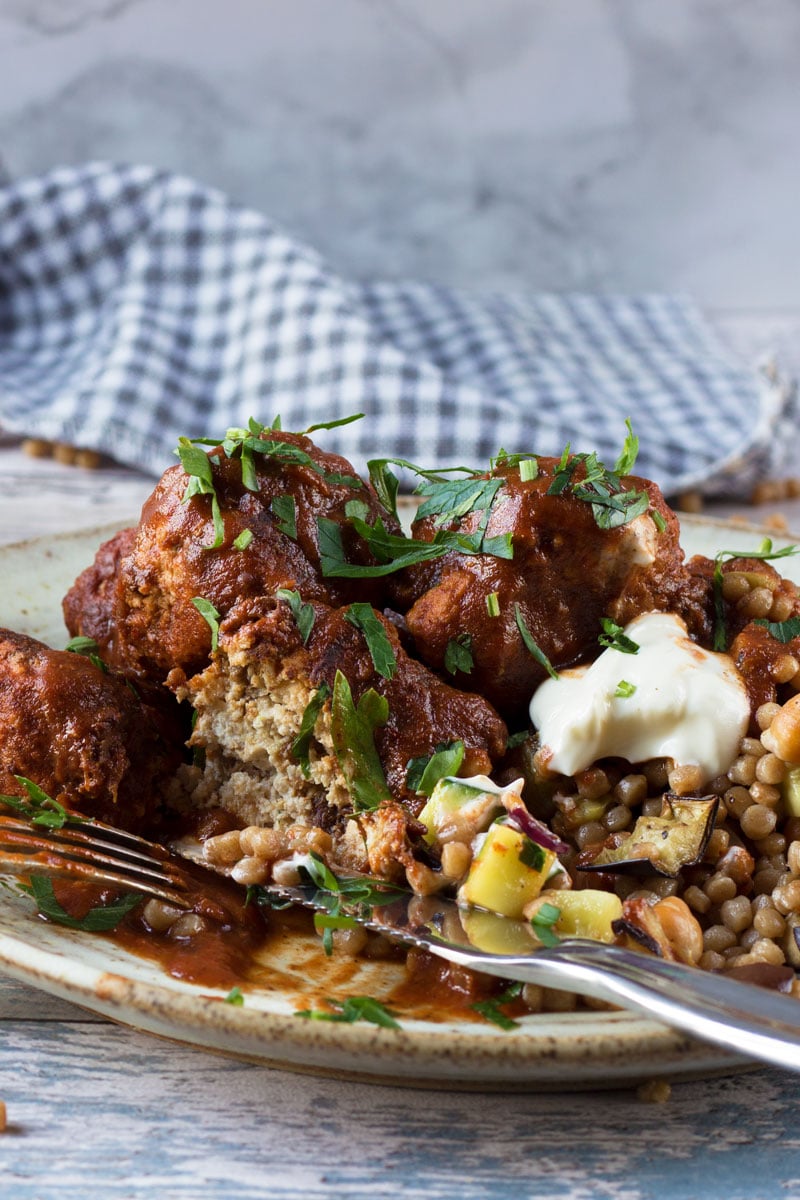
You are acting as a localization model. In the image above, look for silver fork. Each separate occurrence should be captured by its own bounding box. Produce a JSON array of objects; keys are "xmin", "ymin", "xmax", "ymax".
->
[
  {"xmin": 3, "ymin": 813, "xmax": 800, "ymax": 1073},
  {"xmin": 0, "ymin": 811, "xmax": 191, "ymax": 908}
]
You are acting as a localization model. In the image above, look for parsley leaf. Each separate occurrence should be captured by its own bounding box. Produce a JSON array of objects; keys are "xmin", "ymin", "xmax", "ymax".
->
[
  {"xmin": 26, "ymin": 875, "xmax": 142, "ymax": 932},
  {"xmin": 276, "ymin": 588, "xmax": 315, "ymax": 645},
  {"xmin": 471, "ymin": 981, "xmax": 523, "ymax": 1030},
  {"xmin": 598, "ymin": 618, "xmax": 639, "ymax": 655},
  {"xmin": 191, "ymin": 596, "xmax": 221, "ymax": 653},
  {"xmin": 0, "ymin": 776, "xmax": 71, "ymax": 829},
  {"xmin": 64, "ymin": 635, "xmax": 108, "ymax": 673},
  {"xmin": 304, "ymin": 413, "xmax": 365, "ymax": 434},
  {"xmin": 444, "ymin": 633, "xmax": 474, "ymax": 676},
  {"xmin": 415, "ymin": 477, "xmax": 503, "ymax": 528},
  {"xmin": 176, "ymin": 437, "xmax": 225, "ymax": 549},
  {"xmin": 330, "ymin": 670, "xmax": 392, "ymax": 812},
  {"xmin": 754, "ymin": 616, "xmax": 800, "ymax": 643},
  {"xmin": 296, "ymin": 995, "xmax": 401, "ymax": 1030},
  {"xmin": 514, "ymin": 604, "xmax": 559, "ymax": 680},
  {"xmin": 271, "ymin": 495, "xmax": 297, "ymax": 539},
  {"xmin": 713, "ymin": 540, "xmax": 800, "ymax": 650},
  {"xmin": 613, "ymin": 418, "xmax": 639, "ymax": 476},
  {"xmin": 406, "ymin": 740, "xmax": 465, "ymax": 796},
  {"xmin": 343, "ymin": 603, "xmax": 397, "ymax": 680},
  {"xmin": 531, "ymin": 901, "xmax": 562, "ymax": 947},
  {"xmin": 290, "ymin": 683, "xmax": 331, "ymax": 777},
  {"xmin": 224, "ymin": 987, "xmax": 245, "ymax": 1005}
]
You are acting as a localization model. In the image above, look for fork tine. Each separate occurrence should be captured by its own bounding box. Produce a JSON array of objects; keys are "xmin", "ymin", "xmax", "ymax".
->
[
  {"xmin": 0, "ymin": 816, "xmax": 187, "ymax": 881},
  {"xmin": 0, "ymin": 812, "xmax": 193, "ymax": 909}
]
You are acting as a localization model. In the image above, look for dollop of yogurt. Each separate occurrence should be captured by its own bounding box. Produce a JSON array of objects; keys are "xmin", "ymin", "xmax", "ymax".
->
[{"xmin": 529, "ymin": 611, "xmax": 749, "ymax": 782}]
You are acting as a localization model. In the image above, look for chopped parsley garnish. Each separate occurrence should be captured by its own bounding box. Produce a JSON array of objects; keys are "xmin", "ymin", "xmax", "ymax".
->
[
  {"xmin": 343, "ymin": 603, "xmax": 397, "ymax": 680},
  {"xmin": 290, "ymin": 682, "xmax": 331, "ymax": 777},
  {"xmin": 270, "ymin": 494, "xmax": 297, "ymax": 539},
  {"xmin": 405, "ymin": 740, "xmax": 465, "ymax": 796},
  {"xmin": 64, "ymin": 635, "xmax": 108, "ymax": 673},
  {"xmin": 506, "ymin": 730, "xmax": 530, "ymax": 750},
  {"xmin": 545, "ymin": 421, "xmax": 650, "ymax": 531},
  {"xmin": 296, "ymin": 995, "xmax": 401, "ymax": 1030},
  {"xmin": 754, "ymin": 616, "xmax": 800, "ymax": 643},
  {"xmin": 415, "ymin": 476, "xmax": 503, "ymax": 529},
  {"xmin": 176, "ymin": 436, "xmax": 225, "ymax": 549},
  {"xmin": 329, "ymin": 670, "xmax": 392, "ymax": 812},
  {"xmin": 276, "ymin": 588, "xmax": 315, "ymax": 645},
  {"xmin": 304, "ymin": 413, "xmax": 365, "ymax": 434},
  {"xmin": 0, "ymin": 776, "xmax": 71, "ymax": 829},
  {"xmin": 232, "ymin": 528, "xmax": 254, "ymax": 551},
  {"xmin": 651, "ymin": 510, "xmax": 667, "ymax": 533},
  {"xmin": 313, "ymin": 910, "xmax": 360, "ymax": 956},
  {"xmin": 713, "ymin": 539, "xmax": 800, "ymax": 650},
  {"xmin": 530, "ymin": 902, "xmax": 562, "ymax": 947},
  {"xmin": 614, "ymin": 679, "xmax": 636, "ymax": 698},
  {"xmin": 24, "ymin": 875, "xmax": 142, "ymax": 932},
  {"xmin": 224, "ymin": 987, "xmax": 245, "ymax": 1005},
  {"xmin": 444, "ymin": 633, "xmax": 474, "ymax": 676},
  {"xmin": 518, "ymin": 837, "xmax": 545, "ymax": 872},
  {"xmin": 471, "ymin": 981, "xmax": 523, "ymax": 1030},
  {"xmin": 514, "ymin": 604, "xmax": 559, "ymax": 680},
  {"xmin": 191, "ymin": 596, "xmax": 221, "ymax": 652},
  {"xmin": 598, "ymin": 617, "xmax": 639, "ymax": 655},
  {"xmin": 486, "ymin": 592, "xmax": 501, "ymax": 618},
  {"xmin": 299, "ymin": 853, "xmax": 407, "ymax": 955}
]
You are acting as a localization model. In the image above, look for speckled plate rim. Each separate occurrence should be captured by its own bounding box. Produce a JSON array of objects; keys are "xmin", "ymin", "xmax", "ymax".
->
[{"xmin": 0, "ymin": 516, "xmax": 796, "ymax": 1091}]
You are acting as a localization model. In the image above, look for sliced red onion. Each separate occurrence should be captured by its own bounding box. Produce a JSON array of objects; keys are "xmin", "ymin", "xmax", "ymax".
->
[{"xmin": 508, "ymin": 806, "xmax": 570, "ymax": 855}]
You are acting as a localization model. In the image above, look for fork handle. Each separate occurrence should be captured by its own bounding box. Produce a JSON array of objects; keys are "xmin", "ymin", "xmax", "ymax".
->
[{"xmin": 452, "ymin": 939, "xmax": 800, "ymax": 1070}]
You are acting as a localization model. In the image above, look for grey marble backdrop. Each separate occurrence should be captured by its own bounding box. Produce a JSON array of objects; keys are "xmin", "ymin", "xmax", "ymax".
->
[{"xmin": 0, "ymin": 0, "xmax": 797, "ymax": 310}]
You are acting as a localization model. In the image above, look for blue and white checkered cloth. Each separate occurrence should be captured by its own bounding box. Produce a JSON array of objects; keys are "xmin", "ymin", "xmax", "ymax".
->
[{"xmin": 0, "ymin": 162, "xmax": 794, "ymax": 497}]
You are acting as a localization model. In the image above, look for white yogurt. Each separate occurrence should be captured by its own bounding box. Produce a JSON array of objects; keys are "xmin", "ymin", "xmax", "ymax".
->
[{"xmin": 529, "ymin": 611, "xmax": 749, "ymax": 782}]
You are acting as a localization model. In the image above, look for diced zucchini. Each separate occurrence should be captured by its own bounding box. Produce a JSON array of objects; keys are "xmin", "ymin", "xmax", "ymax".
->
[
  {"xmin": 459, "ymin": 908, "xmax": 537, "ymax": 955},
  {"xmin": 526, "ymin": 890, "xmax": 623, "ymax": 943},
  {"xmin": 418, "ymin": 777, "xmax": 503, "ymax": 846},
  {"xmin": 458, "ymin": 822, "xmax": 556, "ymax": 919},
  {"xmin": 784, "ymin": 767, "xmax": 800, "ymax": 818}
]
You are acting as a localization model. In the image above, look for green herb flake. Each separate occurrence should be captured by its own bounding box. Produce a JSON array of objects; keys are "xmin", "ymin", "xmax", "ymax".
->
[
  {"xmin": 613, "ymin": 418, "xmax": 640, "ymax": 476},
  {"xmin": 290, "ymin": 682, "xmax": 331, "ymax": 777},
  {"xmin": 754, "ymin": 616, "xmax": 800, "ymax": 643},
  {"xmin": 531, "ymin": 902, "xmax": 562, "ymax": 948},
  {"xmin": 651, "ymin": 510, "xmax": 667, "ymax": 533},
  {"xmin": 314, "ymin": 911, "xmax": 360, "ymax": 956},
  {"xmin": 224, "ymin": 987, "xmax": 245, "ymax": 1006},
  {"xmin": 27, "ymin": 875, "xmax": 142, "ymax": 932},
  {"xmin": 713, "ymin": 540, "xmax": 800, "ymax": 651},
  {"xmin": 296, "ymin": 995, "xmax": 401, "ymax": 1030},
  {"xmin": 64, "ymin": 635, "xmax": 108, "ymax": 673},
  {"xmin": 191, "ymin": 596, "xmax": 221, "ymax": 653},
  {"xmin": 305, "ymin": 412, "xmax": 365, "ymax": 434},
  {"xmin": 276, "ymin": 588, "xmax": 315, "ymax": 646},
  {"xmin": 330, "ymin": 670, "xmax": 392, "ymax": 812},
  {"xmin": 232, "ymin": 528, "xmax": 254, "ymax": 552},
  {"xmin": 486, "ymin": 592, "xmax": 501, "ymax": 618},
  {"xmin": 598, "ymin": 617, "xmax": 639, "ymax": 655},
  {"xmin": 0, "ymin": 776, "xmax": 71, "ymax": 829},
  {"xmin": 406, "ymin": 740, "xmax": 465, "ymax": 797},
  {"xmin": 443, "ymin": 633, "xmax": 474, "ymax": 676},
  {"xmin": 514, "ymin": 604, "xmax": 559, "ymax": 680},
  {"xmin": 506, "ymin": 730, "xmax": 530, "ymax": 750},
  {"xmin": 518, "ymin": 837, "xmax": 545, "ymax": 872},
  {"xmin": 343, "ymin": 603, "xmax": 397, "ymax": 680},
  {"xmin": 614, "ymin": 680, "xmax": 637, "ymax": 698},
  {"xmin": 519, "ymin": 457, "xmax": 538, "ymax": 483},
  {"xmin": 271, "ymin": 494, "xmax": 297, "ymax": 540},
  {"xmin": 471, "ymin": 981, "xmax": 523, "ymax": 1031}
]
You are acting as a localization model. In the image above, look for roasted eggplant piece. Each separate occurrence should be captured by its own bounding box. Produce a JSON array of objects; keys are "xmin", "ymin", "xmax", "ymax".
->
[{"xmin": 581, "ymin": 793, "xmax": 718, "ymax": 877}]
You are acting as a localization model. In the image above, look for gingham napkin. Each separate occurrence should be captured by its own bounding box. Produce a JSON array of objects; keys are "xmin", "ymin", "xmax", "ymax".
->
[{"xmin": 0, "ymin": 162, "xmax": 794, "ymax": 497}]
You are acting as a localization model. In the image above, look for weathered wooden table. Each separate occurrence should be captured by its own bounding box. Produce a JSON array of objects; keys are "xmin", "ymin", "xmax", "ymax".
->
[{"xmin": 2, "ymin": 397, "xmax": 800, "ymax": 1198}]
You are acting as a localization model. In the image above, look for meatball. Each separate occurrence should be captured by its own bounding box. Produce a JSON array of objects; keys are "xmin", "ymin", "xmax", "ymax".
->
[
  {"xmin": 389, "ymin": 456, "xmax": 693, "ymax": 719},
  {"xmin": 63, "ymin": 429, "xmax": 398, "ymax": 685},
  {"xmin": 0, "ymin": 629, "xmax": 182, "ymax": 832},
  {"xmin": 169, "ymin": 594, "xmax": 507, "ymax": 841}
]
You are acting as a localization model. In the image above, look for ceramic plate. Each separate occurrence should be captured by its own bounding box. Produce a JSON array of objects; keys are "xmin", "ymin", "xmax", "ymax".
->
[{"xmin": 0, "ymin": 516, "xmax": 795, "ymax": 1090}]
